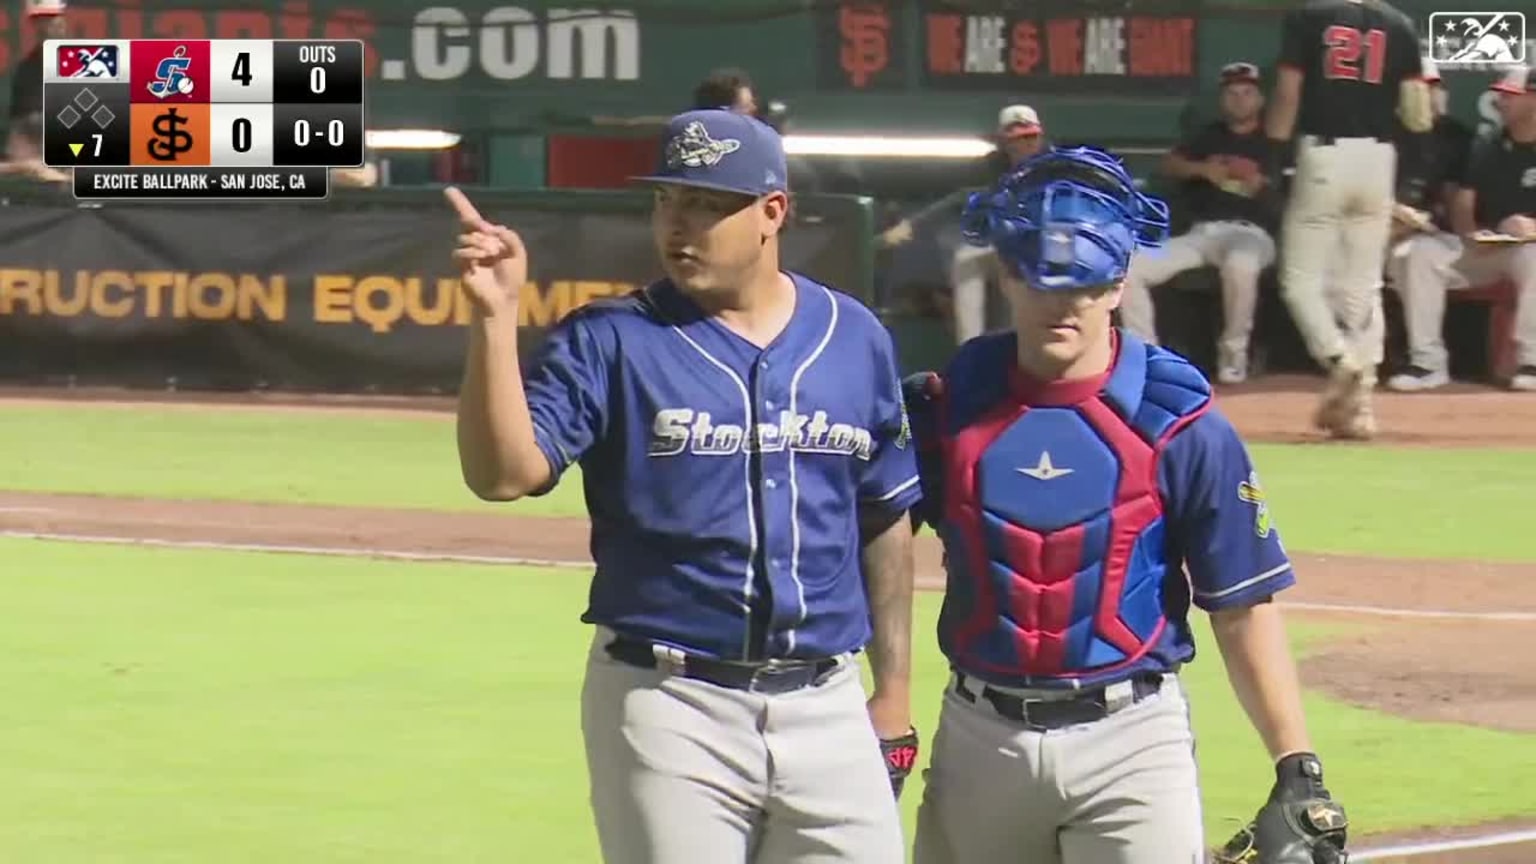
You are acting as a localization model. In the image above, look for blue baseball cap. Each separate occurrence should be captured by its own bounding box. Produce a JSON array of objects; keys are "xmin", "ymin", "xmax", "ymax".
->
[{"xmin": 633, "ymin": 109, "xmax": 789, "ymax": 197}]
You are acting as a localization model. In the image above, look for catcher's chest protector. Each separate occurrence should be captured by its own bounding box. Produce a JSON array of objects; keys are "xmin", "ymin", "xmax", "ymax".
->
[{"xmin": 933, "ymin": 335, "xmax": 1210, "ymax": 683}]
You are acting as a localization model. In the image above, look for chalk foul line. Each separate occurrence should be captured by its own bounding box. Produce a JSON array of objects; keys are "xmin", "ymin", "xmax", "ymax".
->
[
  {"xmin": 0, "ymin": 530, "xmax": 596, "ymax": 570},
  {"xmin": 1284, "ymin": 601, "xmax": 1536, "ymax": 622},
  {"xmin": 1350, "ymin": 828, "xmax": 1536, "ymax": 860},
  {"xmin": 4, "ymin": 530, "xmax": 1535, "ymax": 628}
]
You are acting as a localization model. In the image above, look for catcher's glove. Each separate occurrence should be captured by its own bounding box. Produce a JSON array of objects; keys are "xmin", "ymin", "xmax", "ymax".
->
[
  {"xmin": 1215, "ymin": 752, "xmax": 1348, "ymax": 864},
  {"xmin": 880, "ymin": 727, "xmax": 920, "ymax": 799}
]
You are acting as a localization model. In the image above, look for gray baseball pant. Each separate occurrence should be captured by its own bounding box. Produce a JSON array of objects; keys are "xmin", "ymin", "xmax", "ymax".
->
[
  {"xmin": 913, "ymin": 673, "xmax": 1205, "ymax": 864},
  {"xmin": 1393, "ymin": 231, "xmax": 1536, "ymax": 372},
  {"xmin": 580, "ymin": 628, "xmax": 905, "ymax": 864}
]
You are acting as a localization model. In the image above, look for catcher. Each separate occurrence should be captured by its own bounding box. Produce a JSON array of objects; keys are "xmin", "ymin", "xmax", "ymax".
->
[{"xmin": 901, "ymin": 146, "xmax": 1349, "ymax": 864}]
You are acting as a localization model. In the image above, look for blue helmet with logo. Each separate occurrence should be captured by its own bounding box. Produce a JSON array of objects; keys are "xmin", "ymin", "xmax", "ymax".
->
[{"xmin": 960, "ymin": 146, "xmax": 1169, "ymax": 291}]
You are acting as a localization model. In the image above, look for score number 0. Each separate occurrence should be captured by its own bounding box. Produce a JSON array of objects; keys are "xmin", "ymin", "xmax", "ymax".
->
[
  {"xmin": 226, "ymin": 50, "xmax": 341, "ymax": 154},
  {"xmin": 225, "ymin": 117, "xmax": 344, "ymax": 153}
]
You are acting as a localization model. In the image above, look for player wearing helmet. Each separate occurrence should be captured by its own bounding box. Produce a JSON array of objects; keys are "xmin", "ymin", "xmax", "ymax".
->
[{"xmin": 903, "ymin": 147, "xmax": 1348, "ymax": 864}]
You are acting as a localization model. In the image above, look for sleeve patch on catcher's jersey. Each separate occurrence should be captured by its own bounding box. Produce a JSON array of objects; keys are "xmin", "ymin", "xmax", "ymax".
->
[{"xmin": 1237, "ymin": 471, "xmax": 1272, "ymax": 538}]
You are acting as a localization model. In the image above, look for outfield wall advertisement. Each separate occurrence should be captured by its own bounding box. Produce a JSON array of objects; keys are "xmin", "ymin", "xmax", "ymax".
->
[{"xmin": 0, "ymin": 194, "xmax": 873, "ymax": 393}]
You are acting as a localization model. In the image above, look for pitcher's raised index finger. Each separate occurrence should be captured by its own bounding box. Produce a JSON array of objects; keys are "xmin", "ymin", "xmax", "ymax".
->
[{"xmin": 444, "ymin": 187, "xmax": 485, "ymax": 226}]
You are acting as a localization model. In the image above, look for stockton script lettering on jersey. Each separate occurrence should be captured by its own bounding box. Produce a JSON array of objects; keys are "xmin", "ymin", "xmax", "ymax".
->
[{"xmin": 649, "ymin": 408, "xmax": 875, "ymax": 459}]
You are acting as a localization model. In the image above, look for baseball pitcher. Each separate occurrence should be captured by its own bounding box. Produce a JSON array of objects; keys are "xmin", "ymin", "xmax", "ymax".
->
[
  {"xmin": 450, "ymin": 109, "xmax": 922, "ymax": 863},
  {"xmin": 902, "ymin": 147, "xmax": 1348, "ymax": 864},
  {"xmin": 1265, "ymin": 0, "xmax": 1431, "ymax": 438}
]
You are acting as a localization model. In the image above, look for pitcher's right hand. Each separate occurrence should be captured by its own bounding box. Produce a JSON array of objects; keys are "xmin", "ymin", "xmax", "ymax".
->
[{"xmin": 445, "ymin": 186, "xmax": 527, "ymax": 317}]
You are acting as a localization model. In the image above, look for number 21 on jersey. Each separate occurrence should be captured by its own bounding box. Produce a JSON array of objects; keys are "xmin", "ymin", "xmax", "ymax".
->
[{"xmin": 1324, "ymin": 25, "xmax": 1386, "ymax": 83}]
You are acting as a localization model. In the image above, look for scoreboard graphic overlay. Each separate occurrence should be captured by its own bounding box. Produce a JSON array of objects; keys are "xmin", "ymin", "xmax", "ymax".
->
[{"xmin": 43, "ymin": 39, "xmax": 365, "ymax": 201}]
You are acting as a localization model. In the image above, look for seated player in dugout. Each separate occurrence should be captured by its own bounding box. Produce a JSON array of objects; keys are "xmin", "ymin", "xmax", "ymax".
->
[
  {"xmin": 1387, "ymin": 58, "xmax": 1473, "ymax": 248},
  {"xmin": 1118, "ymin": 61, "xmax": 1280, "ymax": 385},
  {"xmin": 882, "ymin": 105, "xmax": 1052, "ymax": 345},
  {"xmin": 3, "ymin": 0, "xmax": 70, "ymax": 183},
  {"xmin": 1389, "ymin": 65, "xmax": 1536, "ymax": 393}
]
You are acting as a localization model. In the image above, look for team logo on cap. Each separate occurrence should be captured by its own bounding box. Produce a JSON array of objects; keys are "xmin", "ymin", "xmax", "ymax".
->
[{"xmin": 665, "ymin": 121, "xmax": 742, "ymax": 170}]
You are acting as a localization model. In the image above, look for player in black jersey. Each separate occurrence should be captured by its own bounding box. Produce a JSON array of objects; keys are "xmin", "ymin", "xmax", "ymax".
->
[
  {"xmin": 1392, "ymin": 66, "xmax": 1536, "ymax": 393},
  {"xmin": 1392, "ymin": 59, "xmax": 1474, "ymax": 237},
  {"xmin": 1264, "ymin": 0, "xmax": 1432, "ymax": 439}
]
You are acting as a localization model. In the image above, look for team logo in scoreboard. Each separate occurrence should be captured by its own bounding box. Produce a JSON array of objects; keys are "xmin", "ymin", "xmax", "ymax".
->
[
  {"xmin": 129, "ymin": 40, "xmax": 211, "ymax": 104},
  {"xmin": 129, "ymin": 104, "xmax": 210, "ymax": 167},
  {"xmin": 57, "ymin": 45, "xmax": 119, "ymax": 79},
  {"xmin": 148, "ymin": 46, "xmax": 196, "ymax": 98}
]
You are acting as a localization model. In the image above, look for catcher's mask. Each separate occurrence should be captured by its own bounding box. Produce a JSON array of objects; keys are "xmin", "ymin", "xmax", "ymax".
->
[{"xmin": 960, "ymin": 146, "xmax": 1169, "ymax": 291}]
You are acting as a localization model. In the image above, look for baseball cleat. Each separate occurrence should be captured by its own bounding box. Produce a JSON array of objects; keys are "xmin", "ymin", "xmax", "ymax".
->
[
  {"xmin": 1326, "ymin": 374, "xmax": 1377, "ymax": 440},
  {"xmin": 1313, "ymin": 357, "xmax": 1362, "ymax": 431},
  {"xmin": 1330, "ymin": 400, "xmax": 1377, "ymax": 440},
  {"xmin": 1511, "ymin": 362, "xmax": 1536, "ymax": 390},
  {"xmin": 1510, "ymin": 366, "xmax": 1536, "ymax": 392},
  {"xmin": 1216, "ymin": 347, "xmax": 1248, "ymax": 385},
  {"xmin": 1385, "ymin": 365, "xmax": 1449, "ymax": 392}
]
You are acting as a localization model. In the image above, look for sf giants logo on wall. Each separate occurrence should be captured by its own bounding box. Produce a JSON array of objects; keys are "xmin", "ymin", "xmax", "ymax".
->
[{"xmin": 649, "ymin": 408, "xmax": 874, "ymax": 460}]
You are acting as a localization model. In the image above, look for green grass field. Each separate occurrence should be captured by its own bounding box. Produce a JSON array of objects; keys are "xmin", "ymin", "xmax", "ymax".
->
[
  {"xmin": 3, "ymin": 402, "xmax": 1535, "ymax": 861},
  {"xmin": 4, "ymin": 404, "xmax": 1535, "ymax": 558},
  {"xmin": 4, "ymin": 540, "xmax": 1534, "ymax": 863}
]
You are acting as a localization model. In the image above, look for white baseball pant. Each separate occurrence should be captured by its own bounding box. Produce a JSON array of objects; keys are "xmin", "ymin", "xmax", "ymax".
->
[
  {"xmin": 580, "ymin": 628, "xmax": 905, "ymax": 864},
  {"xmin": 1392, "ymin": 232, "xmax": 1536, "ymax": 372},
  {"xmin": 1280, "ymin": 136, "xmax": 1398, "ymax": 377},
  {"xmin": 1119, "ymin": 220, "xmax": 1277, "ymax": 366},
  {"xmin": 951, "ymin": 243, "xmax": 996, "ymax": 345},
  {"xmin": 912, "ymin": 673, "xmax": 1204, "ymax": 864}
]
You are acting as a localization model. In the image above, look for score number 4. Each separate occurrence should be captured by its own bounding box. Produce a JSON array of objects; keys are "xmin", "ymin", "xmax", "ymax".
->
[{"xmin": 1323, "ymin": 25, "xmax": 1386, "ymax": 83}]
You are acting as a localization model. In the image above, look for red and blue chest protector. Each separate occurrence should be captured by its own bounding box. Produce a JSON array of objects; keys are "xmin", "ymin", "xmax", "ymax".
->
[{"xmin": 906, "ymin": 331, "xmax": 1297, "ymax": 689}]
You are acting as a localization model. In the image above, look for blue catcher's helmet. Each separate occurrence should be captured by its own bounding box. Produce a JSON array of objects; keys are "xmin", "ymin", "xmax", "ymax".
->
[{"xmin": 960, "ymin": 146, "xmax": 1170, "ymax": 291}]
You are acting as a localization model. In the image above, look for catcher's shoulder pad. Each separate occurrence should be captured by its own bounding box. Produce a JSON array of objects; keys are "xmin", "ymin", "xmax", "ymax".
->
[{"xmin": 1108, "ymin": 337, "xmax": 1212, "ymax": 444}]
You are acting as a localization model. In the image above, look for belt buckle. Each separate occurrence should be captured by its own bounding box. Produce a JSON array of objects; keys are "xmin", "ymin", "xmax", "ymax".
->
[
  {"xmin": 1102, "ymin": 679, "xmax": 1135, "ymax": 714},
  {"xmin": 748, "ymin": 659, "xmax": 805, "ymax": 692},
  {"xmin": 651, "ymin": 643, "xmax": 688, "ymax": 676}
]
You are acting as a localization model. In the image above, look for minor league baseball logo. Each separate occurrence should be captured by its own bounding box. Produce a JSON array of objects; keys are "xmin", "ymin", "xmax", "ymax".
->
[
  {"xmin": 1427, "ymin": 12, "xmax": 1526, "ymax": 65},
  {"xmin": 665, "ymin": 121, "xmax": 742, "ymax": 170}
]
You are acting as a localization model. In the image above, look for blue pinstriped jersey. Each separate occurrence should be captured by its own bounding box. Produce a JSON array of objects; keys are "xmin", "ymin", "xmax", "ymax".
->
[{"xmin": 522, "ymin": 274, "xmax": 921, "ymax": 661}]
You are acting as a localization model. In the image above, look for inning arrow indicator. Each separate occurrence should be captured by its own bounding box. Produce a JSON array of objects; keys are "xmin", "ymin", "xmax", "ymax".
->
[{"xmin": 69, "ymin": 143, "xmax": 83, "ymax": 157}]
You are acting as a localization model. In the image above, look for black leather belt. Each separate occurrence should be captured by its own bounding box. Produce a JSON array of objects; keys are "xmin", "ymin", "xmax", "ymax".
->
[
  {"xmin": 605, "ymin": 637, "xmax": 841, "ymax": 695},
  {"xmin": 954, "ymin": 672, "xmax": 1164, "ymax": 730}
]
